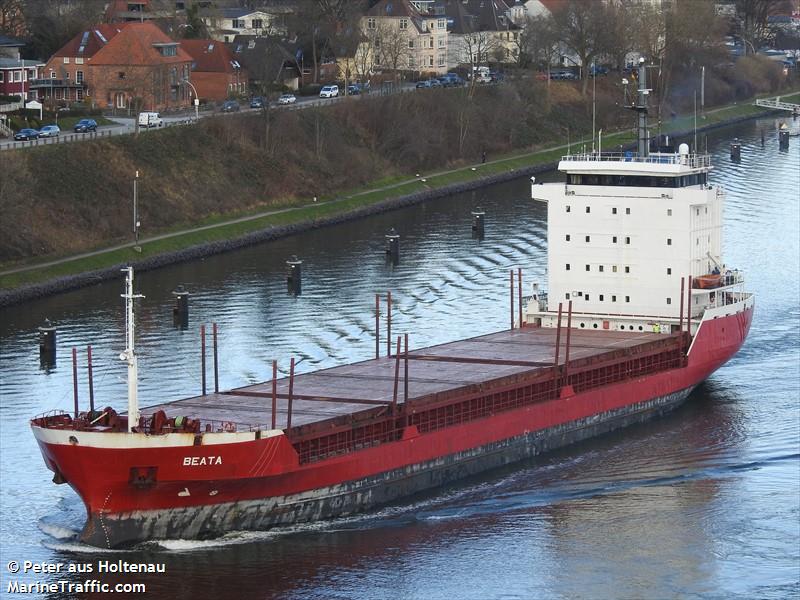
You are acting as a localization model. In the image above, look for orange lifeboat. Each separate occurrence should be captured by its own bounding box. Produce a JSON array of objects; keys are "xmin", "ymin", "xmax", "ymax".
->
[{"xmin": 694, "ymin": 274, "xmax": 722, "ymax": 289}]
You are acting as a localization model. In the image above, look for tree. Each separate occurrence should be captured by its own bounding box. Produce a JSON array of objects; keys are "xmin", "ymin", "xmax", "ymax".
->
[
  {"xmin": 0, "ymin": 0, "xmax": 25, "ymax": 37},
  {"xmin": 181, "ymin": 4, "xmax": 209, "ymax": 39},
  {"xmin": 374, "ymin": 22, "xmax": 408, "ymax": 73},
  {"xmin": 735, "ymin": 0, "xmax": 783, "ymax": 54},
  {"xmin": 550, "ymin": 0, "xmax": 614, "ymax": 95},
  {"xmin": 523, "ymin": 15, "xmax": 561, "ymax": 84},
  {"xmin": 22, "ymin": 0, "xmax": 105, "ymax": 60}
]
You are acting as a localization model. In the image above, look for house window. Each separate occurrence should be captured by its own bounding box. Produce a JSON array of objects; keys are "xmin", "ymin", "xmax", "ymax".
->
[
  {"xmin": 408, "ymin": 40, "xmax": 414, "ymax": 49},
  {"xmin": 63, "ymin": 57, "xmax": 70, "ymax": 64},
  {"xmin": 566, "ymin": 264, "xmax": 570, "ymax": 271},
  {"xmin": 252, "ymin": 19, "xmax": 263, "ymax": 29},
  {"xmin": 626, "ymin": 208, "xmax": 631, "ymax": 214},
  {"xmin": 428, "ymin": 55, "xmax": 434, "ymax": 67},
  {"xmin": 667, "ymin": 209, "xmax": 672, "ymax": 216},
  {"xmin": 667, "ymin": 298, "xmax": 672, "ymax": 304},
  {"xmin": 667, "ymin": 238, "xmax": 672, "ymax": 245},
  {"xmin": 438, "ymin": 18, "xmax": 446, "ymax": 29},
  {"xmin": 399, "ymin": 18, "xmax": 408, "ymax": 30},
  {"xmin": 0, "ymin": 72, "xmax": 3, "ymax": 82},
  {"xmin": 232, "ymin": 19, "xmax": 245, "ymax": 28},
  {"xmin": 118, "ymin": 71, "xmax": 126, "ymax": 79},
  {"xmin": 612, "ymin": 207, "xmax": 617, "ymax": 214},
  {"xmin": 76, "ymin": 88, "xmax": 83, "ymax": 100},
  {"xmin": 408, "ymin": 55, "xmax": 415, "ymax": 68},
  {"xmin": 438, "ymin": 54, "xmax": 445, "ymax": 67},
  {"xmin": 438, "ymin": 37, "xmax": 445, "ymax": 48},
  {"xmin": 50, "ymin": 72, "xmax": 56, "ymax": 78},
  {"xmin": 565, "ymin": 234, "xmax": 570, "ymax": 241},
  {"xmin": 566, "ymin": 205, "xmax": 571, "ymax": 212},
  {"xmin": 367, "ymin": 18, "xmax": 376, "ymax": 29},
  {"xmin": 667, "ymin": 268, "xmax": 672, "ymax": 275},
  {"xmin": 76, "ymin": 70, "xmax": 84, "ymax": 83},
  {"xmin": 585, "ymin": 235, "xmax": 590, "ymax": 242},
  {"xmin": 76, "ymin": 57, "xmax": 84, "ymax": 64}
]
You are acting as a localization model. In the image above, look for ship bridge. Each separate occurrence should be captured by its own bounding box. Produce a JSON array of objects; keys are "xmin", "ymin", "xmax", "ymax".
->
[{"xmin": 558, "ymin": 151, "xmax": 712, "ymax": 182}]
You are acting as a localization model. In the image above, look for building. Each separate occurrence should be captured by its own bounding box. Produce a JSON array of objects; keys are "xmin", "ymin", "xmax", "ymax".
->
[
  {"xmin": 361, "ymin": 0, "xmax": 450, "ymax": 75},
  {"xmin": 230, "ymin": 35, "xmax": 301, "ymax": 91},
  {"xmin": 37, "ymin": 22, "xmax": 193, "ymax": 112},
  {"xmin": 442, "ymin": 0, "xmax": 521, "ymax": 67},
  {"xmin": 201, "ymin": 7, "xmax": 289, "ymax": 43},
  {"xmin": 181, "ymin": 39, "xmax": 247, "ymax": 101},
  {"xmin": 0, "ymin": 35, "xmax": 44, "ymax": 101}
]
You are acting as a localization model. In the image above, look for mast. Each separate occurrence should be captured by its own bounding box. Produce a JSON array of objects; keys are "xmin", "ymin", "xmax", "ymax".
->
[
  {"xmin": 636, "ymin": 57, "xmax": 649, "ymax": 158},
  {"xmin": 120, "ymin": 267, "xmax": 145, "ymax": 432}
]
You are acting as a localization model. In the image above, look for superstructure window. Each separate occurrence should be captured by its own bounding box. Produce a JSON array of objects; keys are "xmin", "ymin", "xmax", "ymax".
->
[
  {"xmin": 585, "ymin": 235, "xmax": 590, "ymax": 242},
  {"xmin": 566, "ymin": 205, "xmax": 571, "ymax": 213},
  {"xmin": 667, "ymin": 209, "xmax": 672, "ymax": 216},
  {"xmin": 599, "ymin": 265, "xmax": 604, "ymax": 272},
  {"xmin": 585, "ymin": 206, "xmax": 590, "ymax": 213},
  {"xmin": 625, "ymin": 296, "xmax": 630, "ymax": 302},
  {"xmin": 667, "ymin": 238, "xmax": 672, "ymax": 245},
  {"xmin": 566, "ymin": 234, "xmax": 570, "ymax": 241},
  {"xmin": 612, "ymin": 266, "xmax": 618, "ymax": 273},
  {"xmin": 625, "ymin": 266, "xmax": 630, "ymax": 273},
  {"xmin": 585, "ymin": 265, "xmax": 590, "ymax": 271},
  {"xmin": 613, "ymin": 236, "xmax": 617, "ymax": 243},
  {"xmin": 585, "ymin": 294, "xmax": 590, "ymax": 301},
  {"xmin": 667, "ymin": 298, "xmax": 672, "ymax": 304},
  {"xmin": 612, "ymin": 207, "xmax": 617, "ymax": 214},
  {"xmin": 599, "ymin": 294, "xmax": 604, "ymax": 301},
  {"xmin": 612, "ymin": 295, "xmax": 617, "ymax": 302},
  {"xmin": 626, "ymin": 208, "xmax": 631, "ymax": 214},
  {"xmin": 667, "ymin": 268, "xmax": 672, "ymax": 274},
  {"xmin": 566, "ymin": 173, "xmax": 707, "ymax": 187},
  {"xmin": 566, "ymin": 264, "xmax": 570, "ymax": 270},
  {"xmin": 625, "ymin": 237, "xmax": 631, "ymax": 244}
]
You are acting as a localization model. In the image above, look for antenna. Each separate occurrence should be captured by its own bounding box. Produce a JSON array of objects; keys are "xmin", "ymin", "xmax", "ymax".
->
[
  {"xmin": 120, "ymin": 267, "xmax": 145, "ymax": 432},
  {"xmin": 590, "ymin": 61, "xmax": 597, "ymax": 152},
  {"xmin": 693, "ymin": 90, "xmax": 698, "ymax": 153}
]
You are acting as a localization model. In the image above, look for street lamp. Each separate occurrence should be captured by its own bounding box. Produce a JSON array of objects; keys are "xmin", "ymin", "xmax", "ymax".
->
[{"xmin": 183, "ymin": 78, "xmax": 199, "ymax": 121}]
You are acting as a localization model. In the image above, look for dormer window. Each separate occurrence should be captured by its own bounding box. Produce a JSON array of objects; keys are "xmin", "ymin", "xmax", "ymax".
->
[{"xmin": 153, "ymin": 42, "xmax": 178, "ymax": 57}]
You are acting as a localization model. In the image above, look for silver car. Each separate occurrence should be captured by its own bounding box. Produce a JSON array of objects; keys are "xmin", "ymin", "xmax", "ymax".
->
[
  {"xmin": 38, "ymin": 125, "xmax": 61, "ymax": 137},
  {"xmin": 278, "ymin": 93, "xmax": 297, "ymax": 105}
]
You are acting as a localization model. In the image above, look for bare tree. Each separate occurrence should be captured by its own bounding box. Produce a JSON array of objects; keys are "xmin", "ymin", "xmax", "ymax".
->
[
  {"xmin": 0, "ymin": 0, "xmax": 25, "ymax": 37},
  {"xmin": 374, "ymin": 22, "xmax": 408, "ymax": 73},
  {"xmin": 550, "ymin": 0, "xmax": 613, "ymax": 95},
  {"xmin": 735, "ymin": 0, "xmax": 783, "ymax": 54}
]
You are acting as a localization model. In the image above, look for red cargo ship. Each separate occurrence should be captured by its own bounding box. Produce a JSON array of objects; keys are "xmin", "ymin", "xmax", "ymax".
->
[{"xmin": 31, "ymin": 62, "xmax": 753, "ymax": 548}]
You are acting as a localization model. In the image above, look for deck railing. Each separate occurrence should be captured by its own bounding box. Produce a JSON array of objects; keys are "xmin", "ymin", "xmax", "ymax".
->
[{"xmin": 561, "ymin": 152, "xmax": 711, "ymax": 169}]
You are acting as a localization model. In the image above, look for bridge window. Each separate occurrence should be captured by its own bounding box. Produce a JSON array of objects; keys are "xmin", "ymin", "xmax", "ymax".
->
[
  {"xmin": 625, "ymin": 237, "xmax": 631, "ymax": 244},
  {"xmin": 585, "ymin": 206, "xmax": 590, "ymax": 213},
  {"xmin": 585, "ymin": 235, "xmax": 590, "ymax": 242},
  {"xmin": 613, "ymin": 236, "xmax": 617, "ymax": 243},
  {"xmin": 599, "ymin": 265, "xmax": 604, "ymax": 272},
  {"xmin": 667, "ymin": 267, "xmax": 672, "ymax": 274},
  {"xmin": 599, "ymin": 294, "xmax": 604, "ymax": 301},
  {"xmin": 566, "ymin": 234, "xmax": 570, "ymax": 241},
  {"xmin": 612, "ymin": 207, "xmax": 617, "ymax": 214},
  {"xmin": 667, "ymin": 297, "xmax": 672, "ymax": 304},
  {"xmin": 667, "ymin": 209, "xmax": 672, "ymax": 216},
  {"xmin": 566, "ymin": 264, "xmax": 570, "ymax": 270},
  {"xmin": 625, "ymin": 266, "xmax": 630, "ymax": 273},
  {"xmin": 667, "ymin": 238, "xmax": 672, "ymax": 245},
  {"xmin": 585, "ymin": 264, "xmax": 590, "ymax": 271},
  {"xmin": 566, "ymin": 205, "xmax": 571, "ymax": 212},
  {"xmin": 626, "ymin": 208, "xmax": 631, "ymax": 214}
]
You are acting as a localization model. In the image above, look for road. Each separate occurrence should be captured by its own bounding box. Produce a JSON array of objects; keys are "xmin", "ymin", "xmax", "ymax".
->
[{"xmin": 0, "ymin": 82, "xmax": 420, "ymax": 151}]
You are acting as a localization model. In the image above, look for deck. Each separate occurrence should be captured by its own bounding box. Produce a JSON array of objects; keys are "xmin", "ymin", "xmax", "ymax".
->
[{"xmin": 143, "ymin": 327, "xmax": 673, "ymax": 432}]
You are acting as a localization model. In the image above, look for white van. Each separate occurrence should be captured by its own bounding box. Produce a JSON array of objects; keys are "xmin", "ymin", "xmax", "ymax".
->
[
  {"xmin": 138, "ymin": 112, "xmax": 163, "ymax": 128},
  {"xmin": 319, "ymin": 85, "xmax": 339, "ymax": 98}
]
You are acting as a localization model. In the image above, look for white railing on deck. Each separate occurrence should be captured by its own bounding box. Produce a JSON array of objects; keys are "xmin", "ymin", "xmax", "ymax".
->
[{"xmin": 561, "ymin": 152, "xmax": 711, "ymax": 169}]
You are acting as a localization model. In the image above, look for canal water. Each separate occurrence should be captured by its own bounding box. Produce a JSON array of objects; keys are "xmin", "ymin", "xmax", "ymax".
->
[{"xmin": 1, "ymin": 117, "xmax": 798, "ymax": 599}]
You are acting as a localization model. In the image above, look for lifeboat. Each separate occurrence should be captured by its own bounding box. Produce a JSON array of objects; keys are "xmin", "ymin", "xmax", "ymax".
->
[{"xmin": 694, "ymin": 274, "xmax": 722, "ymax": 289}]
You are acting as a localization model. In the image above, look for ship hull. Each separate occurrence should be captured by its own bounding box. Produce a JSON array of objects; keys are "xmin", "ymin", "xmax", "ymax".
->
[{"xmin": 34, "ymin": 305, "xmax": 753, "ymax": 548}]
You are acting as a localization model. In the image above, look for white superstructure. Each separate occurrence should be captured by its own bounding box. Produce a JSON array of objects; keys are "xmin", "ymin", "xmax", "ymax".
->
[{"xmin": 525, "ymin": 60, "xmax": 752, "ymax": 335}]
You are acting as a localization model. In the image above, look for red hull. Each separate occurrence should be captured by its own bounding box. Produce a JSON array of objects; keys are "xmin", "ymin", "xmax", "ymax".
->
[{"xmin": 33, "ymin": 305, "xmax": 752, "ymax": 546}]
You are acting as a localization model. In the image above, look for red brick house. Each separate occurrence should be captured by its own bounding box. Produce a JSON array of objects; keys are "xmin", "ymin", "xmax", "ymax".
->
[
  {"xmin": 180, "ymin": 39, "xmax": 247, "ymax": 101},
  {"xmin": 37, "ymin": 22, "xmax": 193, "ymax": 112}
]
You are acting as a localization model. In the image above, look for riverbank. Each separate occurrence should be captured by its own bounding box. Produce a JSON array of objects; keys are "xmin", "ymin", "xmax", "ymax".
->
[{"xmin": 0, "ymin": 88, "xmax": 797, "ymax": 307}]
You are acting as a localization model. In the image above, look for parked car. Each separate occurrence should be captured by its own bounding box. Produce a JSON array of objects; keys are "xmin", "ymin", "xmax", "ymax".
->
[
  {"xmin": 415, "ymin": 80, "xmax": 432, "ymax": 89},
  {"xmin": 429, "ymin": 79, "xmax": 442, "ymax": 88},
  {"xmin": 346, "ymin": 84, "xmax": 360, "ymax": 95},
  {"xmin": 489, "ymin": 71, "xmax": 505, "ymax": 83},
  {"xmin": 14, "ymin": 128, "xmax": 39, "ymax": 141},
  {"xmin": 73, "ymin": 119, "xmax": 97, "ymax": 133},
  {"xmin": 590, "ymin": 65, "xmax": 609, "ymax": 77},
  {"xmin": 550, "ymin": 70, "xmax": 578, "ymax": 80},
  {"xmin": 38, "ymin": 125, "xmax": 60, "ymax": 137},
  {"xmin": 277, "ymin": 93, "xmax": 297, "ymax": 105},
  {"xmin": 438, "ymin": 74, "xmax": 465, "ymax": 87},
  {"xmin": 249, "ymin": 96, "xmax": 265, "ymax": 108},
  {"xmin": 319, "ymin": 85, "xmax": 339, "ymax": 98},
  {"xmin": 221, "ymin": 100, "xmax": 240, "ymax": 112},
  {"xmin": 138, "ymin": 111, "xmax": 163, "ymax": 128}
]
